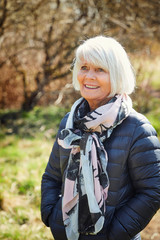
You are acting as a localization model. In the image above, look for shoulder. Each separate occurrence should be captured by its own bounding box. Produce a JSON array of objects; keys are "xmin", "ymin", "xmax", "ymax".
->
[
  {"xmin": 112, "ymin": 108, "xmax": 156, "ymax": 138},
  {"xmin": 126, "ymin": 109, "xmax": 151, "ymax": 126},
  {"xmin": 124, "ymin": 109, "xmax": 160, "ymax": 152},
  {"xmin": 121, "ymin": 109, "xmax": 157, "ymax": 137},
  {"xmin": 111, "ymin": 108, "xmax": 160, "ymax": 150},
  {"xmin": 59, "ymin": 112, "xmax": 70, "ymax": 130},
  {"xmin": 127, "ymin": 109, "xmax": 158, "ymax": 138}
]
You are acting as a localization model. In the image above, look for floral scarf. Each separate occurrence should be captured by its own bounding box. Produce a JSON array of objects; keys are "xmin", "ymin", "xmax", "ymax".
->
[{"xmin": 58, "ymin": 94, "xmax": 132, "ymax": 240}]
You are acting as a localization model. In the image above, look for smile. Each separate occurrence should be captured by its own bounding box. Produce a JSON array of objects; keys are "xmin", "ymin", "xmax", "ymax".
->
[{"xmin": 85, "ymin": 84, "xmax": 99, "ymax": 89}]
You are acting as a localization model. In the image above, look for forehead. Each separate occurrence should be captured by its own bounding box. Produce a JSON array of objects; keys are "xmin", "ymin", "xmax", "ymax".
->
[
  {"xmin": 77, "ymin": 56, "xmax": 107, "ymax": 71},
  {"xmin": 77, "ymin": 54, "xmax": 102, "ymax": 67},
  {"xmin": 78, "ymin": 61, "xmax": 100, "ymax": 69}
]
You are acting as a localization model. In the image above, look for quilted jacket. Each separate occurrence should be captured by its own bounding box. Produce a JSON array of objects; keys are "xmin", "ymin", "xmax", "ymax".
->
[{"xmin": 41, "ymin": 109, "xmax": 160, "ymax": 240}]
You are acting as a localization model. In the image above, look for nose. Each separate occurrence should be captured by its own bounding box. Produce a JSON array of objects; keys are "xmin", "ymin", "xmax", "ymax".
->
[{"xmin": 85, "ymin": 69, "xmax": 96, "ymax": 80}]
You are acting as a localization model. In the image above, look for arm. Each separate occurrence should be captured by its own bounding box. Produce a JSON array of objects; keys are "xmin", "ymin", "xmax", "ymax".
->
[
  {"xmin": 41, "ymin": 114, "xmax": 69, "ymax": 226},
  {"xmin": 41, "ymin": 138, "xmax": 62, "ymax": 226},
  {"xmin": 108, "ymin": 120, "xmax": 160, "ymax": 240}
]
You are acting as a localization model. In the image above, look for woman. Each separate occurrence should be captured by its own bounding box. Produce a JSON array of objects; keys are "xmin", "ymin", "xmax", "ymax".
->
[{"xmin": 41, "ymin": 36, "xmax": 160, "ymax": 240}]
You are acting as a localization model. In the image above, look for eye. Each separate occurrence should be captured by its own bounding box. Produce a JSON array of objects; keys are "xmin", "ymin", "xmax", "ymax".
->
[
  {"xmin": 97, "ymin": 68, "xmax": 105, "ymax": 72},
  {"xmin": 80, "ymin": 65, "xmax": 88, "ymax": 70}
]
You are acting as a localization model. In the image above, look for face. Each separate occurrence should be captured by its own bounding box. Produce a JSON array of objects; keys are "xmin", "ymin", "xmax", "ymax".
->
[{"xmin": 77, "ymin": 62, "xmax": 111, "ymax": 110}]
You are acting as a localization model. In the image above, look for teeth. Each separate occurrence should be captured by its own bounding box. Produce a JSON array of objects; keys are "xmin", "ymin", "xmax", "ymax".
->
[{"xmin": 85, "ymin": 85, "xmax": 98, "ymax": 89}]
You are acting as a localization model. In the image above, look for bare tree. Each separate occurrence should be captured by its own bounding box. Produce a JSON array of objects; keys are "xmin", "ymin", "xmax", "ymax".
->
[
  {"xmin": 0, "ymin": 0, "xmax": 159, "ymax": 110},
  {"xmin": 0, "ymin": 0, "xmax": 99, "ymax": 110}
]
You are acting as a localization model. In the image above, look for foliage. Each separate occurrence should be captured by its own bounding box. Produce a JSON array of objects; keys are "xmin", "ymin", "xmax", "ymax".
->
[
  {"xmin": 0, "ymin": 0, "xmax": 99, "ymax": 110},
  {"xmin": 0, "ymin": 0, "xmax": 160, "ymax": 110}
]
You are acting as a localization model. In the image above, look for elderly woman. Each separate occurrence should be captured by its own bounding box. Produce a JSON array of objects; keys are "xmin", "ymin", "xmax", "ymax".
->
[{"xmin": 41, "ymin": 36, "xmax": 160, "ymax": 240}]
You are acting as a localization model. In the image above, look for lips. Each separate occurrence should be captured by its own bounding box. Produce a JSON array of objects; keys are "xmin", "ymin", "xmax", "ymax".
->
[{"xmin": 85, "ymin": 84, "xmax": 99, "ymax": 89}]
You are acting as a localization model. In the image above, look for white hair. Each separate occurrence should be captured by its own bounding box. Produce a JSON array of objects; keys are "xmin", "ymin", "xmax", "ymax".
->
[{"xmin": 72, "ymin": 36, "xmax": 135, "ymax": 97}]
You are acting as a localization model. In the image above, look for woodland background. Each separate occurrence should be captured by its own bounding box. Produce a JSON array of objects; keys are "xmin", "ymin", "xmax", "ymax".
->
[{"xmin": 0, "ymin": 0, "xmax": 160, "ymax": 240}]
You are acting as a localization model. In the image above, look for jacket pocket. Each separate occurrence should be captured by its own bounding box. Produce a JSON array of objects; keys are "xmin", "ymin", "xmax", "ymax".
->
[{"xmin": 49, "ymin": 197, "xmax": 67, "ymax": 240}]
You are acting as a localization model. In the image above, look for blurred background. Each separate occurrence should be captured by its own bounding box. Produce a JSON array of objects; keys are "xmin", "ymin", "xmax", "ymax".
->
[{"xmin": 0, "ymin": 0, "xmax": 160, "ymax": 239}]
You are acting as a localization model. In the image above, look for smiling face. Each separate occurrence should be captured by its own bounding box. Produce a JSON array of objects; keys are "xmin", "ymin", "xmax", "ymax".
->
[{"xmin": 77, "ymin": 62, "xmax": 111, "ymax": 111}]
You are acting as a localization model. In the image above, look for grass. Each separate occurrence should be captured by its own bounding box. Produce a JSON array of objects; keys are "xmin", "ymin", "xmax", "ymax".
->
[
  {"xmin": 0, "ymin": 138, "xmax": 54, "ymax": 240},
  {"xmin": 0, "ymin": 98, "xmax": 160, "ymax": 239},
  {"xmin": 0, "ymin": 105, "xmax": 69, "ymax": 240},
  {"xmin": 0, "ymin": 105, "xmax": 68, "ymax": 140}
]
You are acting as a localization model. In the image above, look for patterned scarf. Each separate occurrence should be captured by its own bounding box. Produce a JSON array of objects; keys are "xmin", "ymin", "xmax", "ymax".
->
[{"xmin": 58, "ymin": 94, "xmax": 132, "ymax": 240}]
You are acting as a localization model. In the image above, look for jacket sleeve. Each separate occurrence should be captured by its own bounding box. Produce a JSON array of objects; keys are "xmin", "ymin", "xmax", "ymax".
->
[
  {"xmin": 108, "ymin": 119, "xmax": 160, "ymax": 240},
  {"xmin": 41, "ymin": 114, "xmax": 69, "ymax": 226}
]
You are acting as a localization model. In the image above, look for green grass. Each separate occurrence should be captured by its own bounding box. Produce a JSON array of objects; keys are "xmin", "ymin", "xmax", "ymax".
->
[
  {"xmin": 0, "ymin": 101, "xmax": 159, "ymax": 239},
  {"xmin": 0, "ymin": 137, "xmax": 54, "ymax": 239},
  {"xmin": 0, "ymin": 105, "xmax": 69, "ymax": 140},
  {"xmin": 0, "ymin": 105, "xmax": 69, "ymax": 240}
]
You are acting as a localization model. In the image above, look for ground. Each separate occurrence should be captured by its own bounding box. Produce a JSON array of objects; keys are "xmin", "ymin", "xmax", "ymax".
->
[{"xmin": 141, "ymin": 210, "xmax": 160, "ymax": 240}]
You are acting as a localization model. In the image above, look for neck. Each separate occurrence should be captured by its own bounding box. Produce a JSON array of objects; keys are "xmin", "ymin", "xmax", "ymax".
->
[{"xmin": 87, "ymin": 98, "xmax": 112, "ymax": 111}]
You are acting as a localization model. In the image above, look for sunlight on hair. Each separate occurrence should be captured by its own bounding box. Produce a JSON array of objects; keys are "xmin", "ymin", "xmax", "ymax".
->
[{"xmin": 72, "ymin": 36, "xmax": 135, "ymax": 97}]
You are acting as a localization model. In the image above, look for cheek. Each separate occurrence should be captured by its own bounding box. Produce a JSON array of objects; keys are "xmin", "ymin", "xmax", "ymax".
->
[
  {"xmin": 102, "ymin": 78, "xmax": 111, "ymax": 93},
  {"xmin": 77, "ymin": 73, "xmax": 83, "ymax": 85},
  {"xmin": 106, "ymin": 79, "xmax": 111, "ymax": 88}
]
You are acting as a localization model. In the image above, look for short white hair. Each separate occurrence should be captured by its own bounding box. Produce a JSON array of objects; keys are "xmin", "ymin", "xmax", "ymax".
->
[{"xmin": 72, "ymin": 36, "xmax": 135, "ymax": 97}]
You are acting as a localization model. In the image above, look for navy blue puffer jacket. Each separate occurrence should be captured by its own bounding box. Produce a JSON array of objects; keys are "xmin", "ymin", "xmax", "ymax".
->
[{"xmin": 41, "ymin": 109, "xmax": 160, "ymax": 240}]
